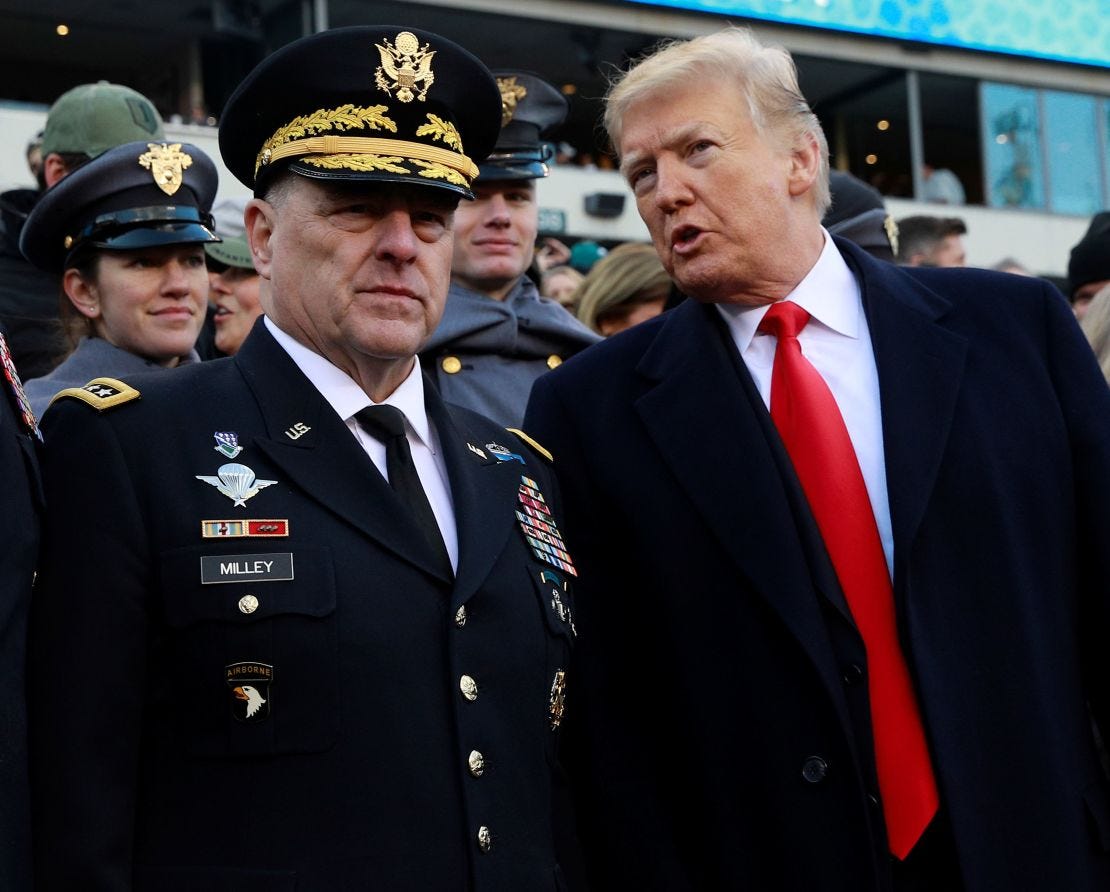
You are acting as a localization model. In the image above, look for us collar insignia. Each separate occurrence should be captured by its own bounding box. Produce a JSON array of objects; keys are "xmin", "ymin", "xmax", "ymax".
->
[
  {"xmin": 516, "ymin": 475, "xmax": 577, "ymax": 576},
  {"xmin": 196, "ymin": 462, "xmax": 278, "ymax": 507},
  {"xmin": 497, "ymin": 76, "xmax": 527, "ymax": 127},
  {"xmin": 374, "ymin": 31, "xmax": 435, "ymax": 103},
  {"xmin": 486, "ymin": 442, "xmax": 524, "ymax": 464},
  {"xmin": 0, "ymin": 332, "xmax": 40, "ymax": 441},
  {"xmin": 137, "ymin": 143, "xmax": 193, "ymax": 196},
  {"xmin": 213, "ymin": 431, "xmax": 242, "ymax": 459},
  {"xmin": 226, "ymin": 662, "xmax": 272, "ymax": 723}
]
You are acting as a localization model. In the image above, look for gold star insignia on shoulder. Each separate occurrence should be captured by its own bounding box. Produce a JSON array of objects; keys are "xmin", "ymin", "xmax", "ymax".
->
[{"xmin": 51, "ymin": 377, "xmax": 140, "ymax": 411}]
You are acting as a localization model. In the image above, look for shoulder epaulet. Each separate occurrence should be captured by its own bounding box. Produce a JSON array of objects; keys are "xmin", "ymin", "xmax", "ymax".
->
[
  {"xmin": 506, "ymin": 427, "xmax": 552, "ymax": 463},
  {"xmin": 50, "ymin": 377, "xmax": 141, "ymax": 412}
]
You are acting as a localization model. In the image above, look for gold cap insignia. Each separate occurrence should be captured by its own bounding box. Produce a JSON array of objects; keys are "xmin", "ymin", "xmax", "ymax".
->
[
  {"xmin": 138, "ymin": 143, "xmax": 193, "ymax": 196},
  {"xmin": 496, "ymin": 77, "xmax": 528, "ymax": 127},
  {"xmin": 374, "ymin": 31, "xmax": 436, "ymax": 103}
]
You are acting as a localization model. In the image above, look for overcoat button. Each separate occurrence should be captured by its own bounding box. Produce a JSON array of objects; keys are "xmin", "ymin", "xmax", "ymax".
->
[
  {"xmin": 460, "ymin": 675, "xmax": 478, "ymax": 701},
  {"xmin": 468, "ymin": 750, "xmax": 485, "ymax": 777},
  {"xmin": 802, "ymin": 756, "xmax": 828, "ymax": 783},
  {"xmin": 842, "ymin": 663, "xmax": 864, "ymax": 685},
  {"xmin": 442, "ymin": 356, "xmax": 462, "ymax": 374},
  {"xmin": 454, "ymin": 604, "xmax": 467, "ymax": 627},
  {"xmin": 477, "ymin": 825, "xmax": 492, "ymax": 853}
]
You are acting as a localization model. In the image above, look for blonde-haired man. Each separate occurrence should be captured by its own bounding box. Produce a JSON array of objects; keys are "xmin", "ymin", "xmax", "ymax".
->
[{"xmin": 527, "ymin": 27, "xmax": 1110, "ymax": 892}]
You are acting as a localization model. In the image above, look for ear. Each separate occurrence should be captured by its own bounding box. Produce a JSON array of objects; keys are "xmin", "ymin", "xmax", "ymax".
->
[
  {"xmin": 63, "ymin": 268, "xmax": 101, "ymax": 319},
  {"xmin": 787, "ymin": 132, "xmax": 821, "ymax": 200},
  {"xmin": 43, "ymin": 153, "xmax": 69, "ymax": 189},
  {"xmin": 245, "ymin": 198, "xmax": 276, "ymax": 280}
]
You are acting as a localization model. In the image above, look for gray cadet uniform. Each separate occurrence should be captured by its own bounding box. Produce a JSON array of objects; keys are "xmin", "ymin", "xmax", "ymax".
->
[
  {"xmin": 424, "ymin": 276, "xmax": 599, "ymax": 427},
  {"xmin": 24, "ymin": 337, "xmax": 200, "ymax": 419},
  {"xmin": 425, "ymin": 70, "xmax": 599, "ymax": 427}
]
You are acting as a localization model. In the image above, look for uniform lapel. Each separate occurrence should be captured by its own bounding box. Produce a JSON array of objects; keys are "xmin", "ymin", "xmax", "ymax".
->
[
  {"xmin": 634, "ymin": 301, "xmax": 848, "ymax": 698},
  {"xmin": 234, "ymin": 323, "xmax": 452, "ymax": 582},
  {"xmin": 425, "ymin": 387, "xmax": 520, "ymax": 608},
  {"xmin": 840, "ymin": 241, "xmax": 969, "ymax": 595}
]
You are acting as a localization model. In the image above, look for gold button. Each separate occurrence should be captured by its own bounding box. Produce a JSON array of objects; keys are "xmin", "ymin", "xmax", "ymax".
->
[
  {"xmin": 477, "ymin": 825, "xmax": 492, "ymax": 853},
  {"xmin": 442, "ymin": 356, "xmax": 462, "ymax": 374},
  {"xmin": 238, "ymin": 594, "xmax": 259, "ymax": 614},
  {"xmin": 468, "ymin": 750, "xmax": 485, "ymax": 777},
  {"xmin": 454, "ymin": 604, "xmax": 467, "ymax": 628},
  {"xmin": 459, "ymin": 674, "xmax": 478, "ymax": 701},
  {"xmin": 546, "ymin": 354, "xmax": 562, "ymax": 370}
]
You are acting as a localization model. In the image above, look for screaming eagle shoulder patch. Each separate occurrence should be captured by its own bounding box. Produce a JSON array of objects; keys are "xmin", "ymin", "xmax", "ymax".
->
[{"xmin": 226, "ymin": 662, "xmax": 273, "ymax": 722}]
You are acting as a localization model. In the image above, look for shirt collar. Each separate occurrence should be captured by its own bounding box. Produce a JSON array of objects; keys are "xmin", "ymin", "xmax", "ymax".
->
[
  {"xmin": 716, "ymin": 228, "xmax": 862, "ymax": 351},
  {"xmin": 263, "ymin": 316, "xmax": 434, "ymax": 449}
]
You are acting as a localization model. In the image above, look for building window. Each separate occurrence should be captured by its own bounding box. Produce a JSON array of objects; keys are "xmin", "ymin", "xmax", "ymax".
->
[
  {"xmin": 1043, "ymin": 90, "xmax": 1103, "ymax": 216},
  {"xmin": 981, "ymin": 82, "xmax": 1045, "ymax": 210}
]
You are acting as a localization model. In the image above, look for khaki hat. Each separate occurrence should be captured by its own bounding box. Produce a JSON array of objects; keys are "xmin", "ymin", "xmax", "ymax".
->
[
  {"xmin": 41, "ymin": 82, "xmax": 164, "ymax": 159},
  {"xmin": 205, "ymin": 197, "xmax": 254, "ymax": 270}
]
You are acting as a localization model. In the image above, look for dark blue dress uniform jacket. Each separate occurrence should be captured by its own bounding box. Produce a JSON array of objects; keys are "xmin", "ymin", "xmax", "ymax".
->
[
  {"xmin": 0, "ymin": 335, "xmax": 40, "ymax": 892},
  {"xmin": 524, "ymin": 238, "xmax": 1110, "ymax": 891},
  {"xmin": 30, "ymin": 323, "xmax": 577, "ymax": 891}
]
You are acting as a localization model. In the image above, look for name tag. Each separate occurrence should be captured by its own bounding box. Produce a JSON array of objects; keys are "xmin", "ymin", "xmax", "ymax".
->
[{"xmin": 200, "ymin": 552, "xmax": 294, "ymax": 584}]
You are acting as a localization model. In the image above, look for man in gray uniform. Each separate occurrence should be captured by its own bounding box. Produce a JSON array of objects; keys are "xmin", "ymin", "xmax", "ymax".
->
[{"xmin": 421, "ymin": 71, "xmax": 600, "ymax": 427}]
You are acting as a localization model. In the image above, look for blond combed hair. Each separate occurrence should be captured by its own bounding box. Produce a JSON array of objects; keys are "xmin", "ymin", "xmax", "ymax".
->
[{"xmin": 604, "ymin": 27, "xmax": 831, "ymax": 216}]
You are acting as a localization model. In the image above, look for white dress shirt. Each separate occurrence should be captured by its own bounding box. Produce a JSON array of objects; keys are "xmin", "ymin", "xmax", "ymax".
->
[
  {"xmin": 716, "ymin": 230, "xmax": 894, "ymax": 576},
  {"xmin": 265, "ymin": 317, "xmax": 459, "ymax": 572}
]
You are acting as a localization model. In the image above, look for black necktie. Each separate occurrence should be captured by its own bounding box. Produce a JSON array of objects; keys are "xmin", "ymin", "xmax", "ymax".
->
[{"xmin": 355, "ymin": 405, "xmax": 452, "ymax": 577}]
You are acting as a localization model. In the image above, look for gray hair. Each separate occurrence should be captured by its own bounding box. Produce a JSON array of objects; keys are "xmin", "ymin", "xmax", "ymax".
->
[{"xmin": 604, "ymin": 27, "xmax": 830, "ymax": 216}]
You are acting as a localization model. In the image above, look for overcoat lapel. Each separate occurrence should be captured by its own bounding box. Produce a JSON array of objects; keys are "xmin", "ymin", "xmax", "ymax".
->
[
  {"xmin": 233, "ymin": 323, "xmax": 452, "ymax": 582},
  {"xmin": 840, "ymin": 240, "xmax": 969, "ymax": 595},
  {"xmin": 424, "ymin": 390, "xmax": 521, "ymax": 609},
  {"xmin": 633, "ymin": 300, "xmax": 848, "ymax": 706}
]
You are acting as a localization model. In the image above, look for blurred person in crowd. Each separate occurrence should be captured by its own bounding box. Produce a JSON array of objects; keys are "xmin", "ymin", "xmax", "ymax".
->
[
  {"xmin": 0, "ymin": 339, "xmax": 41, "ymax": 892},
  {"xmin": 823, "ymin": 170, "xmax": 897, "ymax": 263},
  {"xmin": 205, "ymin": 197, "xmax": 262, "ymax": 356},
  {"xmin": 20, "ymin": 140, "xmax": 217, "ymax": 418},
  {"xmin": 568, "ymin": 239, "xmax": 606, "ymax": 274},
  {"xmin": 29, "ymin": 27, "xmax": 581, "ymax": 888},
  {"xmin": 540, "ymin": 264, "xmax": 584, "ymax": 310},
  {"xmin": 24, "ymin": 132, "xmax": 43, "ymax": 184},
  {"xmin": 895, "ymin": 214, "xmax": 968, "ymax": 267},
  {"xmin": 421, "ymin": 71, "xmax": 599, "ymax": 427},
  {"xmin": 1067, "ymin": 211, "xmax": 1110, "ymax": 321},
  {"xmin": 1080, "ymin": 283, "xmax": 1110, "ymax": 384},
  {"xmin": 0, "ymin": 82, "xmax": 165, "ymax": 379},
  {"xmin": 576, "ymin": 242, "xmax": 670, "ymax": 336},
  {"xmin": 921, "ymin": 162, "xmax": 966, "ymax": 205},
  {"xmin": 534, "ymin": 236, "xmax": 572, "ymax": 273},
  {"xmin": 992, "ymin": 257, "xmax": 1034, "ymax": 276},
  {"xmin": 526, "ymin": 26, "xmax": 1110, "ymax": 892}
]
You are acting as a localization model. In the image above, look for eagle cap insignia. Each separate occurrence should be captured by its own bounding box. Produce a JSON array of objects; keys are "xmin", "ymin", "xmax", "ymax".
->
[
  {"xmin": 137, "ymin": 143, "xmax": 193, "ymax": 196},
  {"xmin": 374, "ymin": 31, "xmax": 436, "ymax": 103},
  {"xmin": 497, "ymin": 76, "xmax": 528, "ymax": 127}
]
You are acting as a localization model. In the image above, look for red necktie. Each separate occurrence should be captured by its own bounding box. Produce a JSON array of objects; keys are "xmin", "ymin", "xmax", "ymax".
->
[{"xmin": 759, "ymin": 300, "xmax": 938, "ymax": 859}]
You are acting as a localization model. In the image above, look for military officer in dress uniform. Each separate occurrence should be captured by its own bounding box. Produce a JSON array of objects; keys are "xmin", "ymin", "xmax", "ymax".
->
[
  {"xmin": 0, "ymin": 335, "xmax": 40, "ymax": 892},
  {"xmin": 29, "ymin": 26, "xmax": 580, "ymax": 891},
  {"xmin": 421, "ymin": 71, "xmax": 600, "ymax": 427}
]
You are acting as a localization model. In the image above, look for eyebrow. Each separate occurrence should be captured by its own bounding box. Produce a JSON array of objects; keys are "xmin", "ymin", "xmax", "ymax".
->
[{"xmin": 619, "ymin": 120, "xmax": 716, "ymax": 178}]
